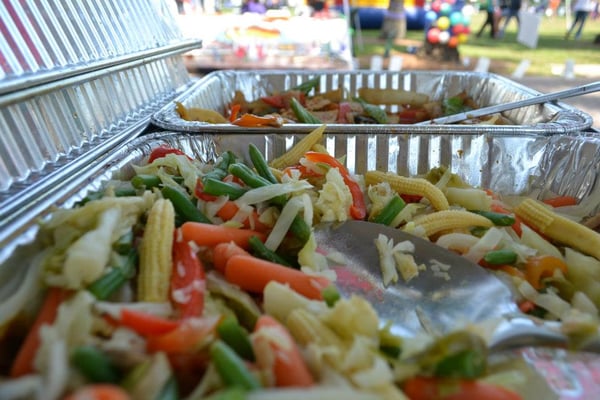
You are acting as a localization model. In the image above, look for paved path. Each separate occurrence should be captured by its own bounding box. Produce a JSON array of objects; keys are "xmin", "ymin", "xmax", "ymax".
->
[{"xmin": 514, "ymin": 76, "xmax": 599, "ymax": 130}]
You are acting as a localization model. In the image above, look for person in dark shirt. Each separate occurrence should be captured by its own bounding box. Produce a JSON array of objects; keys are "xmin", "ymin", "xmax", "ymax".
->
[
  {"xmin": 497, "ymin": 0, "xmax": 521, "ymax": 38},
  {"xmin": 476, "ymin": 0, "xmax": 500, "ymax": 38}
]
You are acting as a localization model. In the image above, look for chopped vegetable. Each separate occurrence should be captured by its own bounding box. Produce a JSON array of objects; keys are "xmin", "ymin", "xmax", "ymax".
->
[
  {"xmin": 211, "ymin": 340, "xmax": 262, "ymax": 390},
  {"xmin": 181, "ymin": 221, "xmax": 267, "ymax": 249},
  {"xmin": 224, "ymin": 254, "xmax": 330, "ymax": 300},
  {"xmin": 171, "ymin": 230, "xmax": 206, "ymax": 318}
]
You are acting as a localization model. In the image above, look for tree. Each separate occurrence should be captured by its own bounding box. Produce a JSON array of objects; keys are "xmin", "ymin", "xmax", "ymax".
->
[{"xmin": 380, "ymin": 0, "xmax": 407, "ymax": 39}]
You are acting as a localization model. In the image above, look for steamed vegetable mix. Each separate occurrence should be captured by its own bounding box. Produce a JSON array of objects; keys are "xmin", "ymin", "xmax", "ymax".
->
[
  {"xmin": 176, "ymin": 83, "xmax": 512, "ymax": 125},
  {"xmin": 3, "ymin": 125, "xmax": 600, "ymax": 400}
]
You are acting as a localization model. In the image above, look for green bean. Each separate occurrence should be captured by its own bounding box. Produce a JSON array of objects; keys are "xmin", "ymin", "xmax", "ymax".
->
[
  {"xmin": 248, "ymin": 143, "xmax": 278, "ymax": 184},
  {"xmin": 204, "ymin": 151, "xmax": 236, "ymax": 182},
  {"xmin": 156, "ymin": 375, "xmax": 179, "ymax": 400},
  {"xmin": 71, "ymin": 345, "xmax": 121, "ymax": 383},
  {"xmin": 202, "ymin": 178, "xmax": 247, "ymax": 200},
  {"xmin": 87, "ymin": 249, "xmax": 137, "ymax": 300},
  {"xmin": 372, "ymin": 195, "xmax": 405, "ymax": 226},
  {"xmin": 354, "ymin": 97, "xmax": 388, "ymax": 124},
  {"xmin": 211, "ymin": 340, "xmax": 261, "ymax": 390},
  {"xmin": 322, "ymin": 285, "xmax": 341, "ymax": 307},
  {"xmin": 113, "ymin": 230, "xmax": 134, "ymax": 255},
  {"xmin": 434, "ymin": 349, "xmax": 486, "ymax": 379},
  {"xmin": 217, "ymin": 316, "xmax": 255, "ymax": 361},
  {"xmin": 161, "ymin": 185, "xmax": 211, "ymax": 224},
  {"xmin": 289, "ymin": 97, "xmax": 321, "ymax": 124},
  {"xmin": 131, "ymin": 174, "xmax": 162, "ymax": 190},
  {"xmin": 228, "ymin": 163, "xmax": 272, "ymax": 188},
  {"xmin": 483, "ymin": 249, "xmax": 518, "ymax": 265},
  {"xmin": 249, "ymin": 235, "xmax": 293, "ymax": 267},
  {"xmin": 292, "ymin": 77, "xmax": 320, "ymax": 94},
  {"xmin": 471, "ymin": 210, "xmax": 516, "ymax": 226}
]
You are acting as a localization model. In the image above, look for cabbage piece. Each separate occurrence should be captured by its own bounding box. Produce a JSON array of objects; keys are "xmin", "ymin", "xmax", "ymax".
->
[
  {"xmin": 322, "ymin": 296, "xmax": 379, "ymax": 340},
  {"xmin": 133, "ymin": 153, "xmax": 202, "ymax": 194},
  {"xmin": 565, "ymin": 248, "xmax": 600, "ymax": 309},
  {"xmin": 315, "ymin": 168, "xmax": 352, "ymax": 222}
]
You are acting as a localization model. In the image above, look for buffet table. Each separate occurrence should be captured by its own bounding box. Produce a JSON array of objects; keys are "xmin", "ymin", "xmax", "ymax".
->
[{"xmin": 176, "ymin": 12, "xmax": 354, "ymax": 71}]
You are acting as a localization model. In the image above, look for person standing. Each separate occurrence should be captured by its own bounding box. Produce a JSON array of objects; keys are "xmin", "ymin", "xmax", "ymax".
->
[
  {"xmin": 566, "ymin": 0, "xmax": 595, "ymax": 40},
  {"xmin": 497, "ymin": 0, "xmax": 521, "ymax": 38},
  {"xmin": 476, "ymin": 0, "xmax": 500, "ymax": 38}
]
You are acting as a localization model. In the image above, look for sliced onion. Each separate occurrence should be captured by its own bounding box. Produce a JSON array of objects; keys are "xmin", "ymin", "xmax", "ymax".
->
[
  {"xmin": 463, "ymin": 227, "xmax": 504, "ymax": 263},
  {"xmin": 265, "ymin": 198, "xmax": 303, "ymax": 251},
  {"xmin": 235, "ymin": 181, "xmax": 312, "ymax": 206}
]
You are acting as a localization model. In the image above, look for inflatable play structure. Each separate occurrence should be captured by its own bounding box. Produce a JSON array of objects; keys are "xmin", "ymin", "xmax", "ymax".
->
[{"xmin": 348, "ymin": 0, "xmax": 428, "ymax": 30}]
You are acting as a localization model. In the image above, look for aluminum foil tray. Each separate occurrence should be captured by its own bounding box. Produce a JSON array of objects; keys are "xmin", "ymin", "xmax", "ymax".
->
[
  {"xmin": 4, "ymin": 129, "xmax": 600, "ymax": 263},
  {"xmin": 151, "ymin": 70, "xmax": 593, "ymax": 135},
  {"xmin": 0, "ymin": 0, "xmax": 188, "ymax": 94}
]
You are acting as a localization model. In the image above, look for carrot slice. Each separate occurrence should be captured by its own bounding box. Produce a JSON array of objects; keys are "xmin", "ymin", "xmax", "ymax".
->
[
  {"xmin": 216, "ymin": 201, "xmax": 269, "ymax": 232},
  {"xmin": 224, "ymin": 254, "xmax": 330, "ymax": 300},
  {"xmin": 212, "ymin": 241, "xmax": 251, "ymax": 274},
  {"xmin": 181, "ymin": 222, "xmax": 266, "ymax": 249},
  {"xmin": 10, "ymin": 287, "xmax": 69, "ymax": 377},
  {"xmin": 253, "ymin": 315, "xmax": 314, "ymax": 387},
  {"xmin": 542, "ymin": 195, "xmax": 578, "ymax": 208},
  {"xmin": 64, "ymin": 384, "xmax": 131, "ymax": 400}
]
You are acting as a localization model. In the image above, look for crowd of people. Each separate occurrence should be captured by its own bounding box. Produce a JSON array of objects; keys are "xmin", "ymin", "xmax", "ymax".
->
[{"xmin": 476, "ymin": 0, "xmax": 597, "ymax": 40}]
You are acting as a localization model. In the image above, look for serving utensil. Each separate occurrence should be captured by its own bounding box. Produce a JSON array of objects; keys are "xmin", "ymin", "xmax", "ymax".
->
[
  {"xmin": 419, "ymin": 81, "xmax": 600, "ymax": 125},
  {"xmin": 315, "ymin": 220, "xmax": 600, "ymax": 352}
]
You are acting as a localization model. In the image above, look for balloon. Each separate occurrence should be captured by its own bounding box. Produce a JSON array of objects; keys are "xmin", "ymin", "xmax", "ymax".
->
[
  {"xmin": 449, "ymin": 11, "xmax": 463, "ymax": 26},
  {"xmin": 462, "ymin": 14, "xmax": 471, "ymax": 26},
  {"xmin": 458, "ymin": 33, "xmax": 469, "ymax": 43},
  {"xmin": 452, "ymin": 23, "xmax": 465, "ymax": 34},
  {"xmin": 439, "ymin": 30, "xmax": 450, "ymax": 44},
  {"xmin": 427, "ymin": 27, "xmax": 441, "ymax": 44},
  {"xmin": 431, "ymin": 0, "xmax": 442, "ymax": 12},
  {"xmin": 425, "ymin": 10, "xmax": 438, "ymax": 23},
  {"xmin": 437, "ymin": 16, "xmax": 450, "ymax": 30},
  {"xmin": 440, "ymin": 2, "xmax": 452, "ymax": 15},
  {"xmin": 448, "ymin": 36, "xmax": 459, "ymax": 48}
]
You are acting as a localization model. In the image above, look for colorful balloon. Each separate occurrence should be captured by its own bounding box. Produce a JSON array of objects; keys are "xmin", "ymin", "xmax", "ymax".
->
[
  {"xmin": 438, "ymin": 30, "xmax": 450, "ymax": 44},
  {"xmin": 452, "ymin": 23, "xmax": 465, "ymax": 35},
  {"xmin": 449, "ymin": 11, "xmax": 463, "ymax": 26},
  {"xmin": 437, "ymin": 16, "xmax": 450, "ymax": 30},
  {"xmin": 440, "ymin": 2, "xmax": 452, "ymax": 15},
  {"xmin": 457, "ymin": 33, "xmax": 469, "ymax": 44},
  {"xmin": 425, "ymin": 10, "xmax": 438, "ymax": 23},
  {"xmin": 431, "ymin": 0, "xmax": 442, "ymax": 13},
  {"xmin": 448, "ymin": 36, "xmax": 459, "ymax": 48},
  {"xmin": 427, "ymin": 27, "xmax": 441, "ymax": 44}
]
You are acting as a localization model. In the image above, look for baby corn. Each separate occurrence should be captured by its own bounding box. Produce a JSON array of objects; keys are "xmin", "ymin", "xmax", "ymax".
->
[
  {"xmin": 137, "ymin": 198, "xmax": 175, "ymax": 302},
  {"xmin": 515, "ymin": 198, "xmax": 600, "ymax": 260},
  {"xmin": 269, "ymin": 125, "xmax": 325, "ymax": 169},
  {"xmin": 365, "ymin": 171, "xmax": 449, "ymax": 211},
  {"xmin": 411, "ymin": 210, "xmax": 493, "ymax": 238}
]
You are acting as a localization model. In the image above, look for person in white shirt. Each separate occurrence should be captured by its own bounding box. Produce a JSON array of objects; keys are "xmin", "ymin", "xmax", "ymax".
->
[{"xmin": 566, "ymin": 0, "xmax": 594, "ymax": 39}]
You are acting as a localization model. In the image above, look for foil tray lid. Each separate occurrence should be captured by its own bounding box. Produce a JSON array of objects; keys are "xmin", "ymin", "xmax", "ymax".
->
[
  {"xmin": 0, "ymin": 0, "xmax": 200, "ymax": 247},
  {"xmin": 151, "ymin": 70, "xmax": 594, "ymax": 135},
  {"xmin": 0, "ymin": 0, "xmax": 187, "ymax": 94}
]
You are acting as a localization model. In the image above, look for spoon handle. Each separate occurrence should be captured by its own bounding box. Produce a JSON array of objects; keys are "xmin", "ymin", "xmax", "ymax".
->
[{"xmin": 420, "ymin": 81, "xmax": 600, "ymax": 125}]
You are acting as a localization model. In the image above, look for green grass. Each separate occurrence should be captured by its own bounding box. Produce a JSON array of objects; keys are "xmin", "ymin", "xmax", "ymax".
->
[{"xmin": 353, "ymin": 12, "xmax": 600, "ymax": 76}]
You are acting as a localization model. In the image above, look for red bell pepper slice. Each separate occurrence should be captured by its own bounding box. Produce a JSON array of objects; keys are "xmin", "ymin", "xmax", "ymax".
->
[
  {"xmin": 119, "ymin": 308, "xmax": 180, "ymax": 336},
  {"xmin": 303, "ymin": 151, "xmax": 366, "ymax": 220},
  {"xmin": 148, "ymin": 145, "xmax": 189, "ymax": 163},
  {"xmin": 229, "ymin": 103, "xmax": 241, "ymax": 122},
  {"xmin": 146, "ymin": 315, "xmax": 220, "ymax": 354},
  {"xmin": 261, "ymin": 95, "xmax": 286, "ymax": 109},
  {"xmin": 231, "ymin": 113, "xmax": 284, "ymax": 128},
  {"xmin": 171, "ymin": 229, "xmax": 206, "ymax": 319},
  {"xmin": 403, "ymin": 376, "xmax": 522, "ymax": 400},
  {"xmin": 336, "ymin": 101, "xmax": 352, "ymax": 123},
  {"xmin": 194, "ymin": 178, "xmax": 218, "ymax": 202}
]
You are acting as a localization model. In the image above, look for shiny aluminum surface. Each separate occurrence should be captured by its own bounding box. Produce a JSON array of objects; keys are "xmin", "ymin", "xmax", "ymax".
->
[{"xmin": 151, "ymin": 70, "xmax": 593, "ymax": 135}]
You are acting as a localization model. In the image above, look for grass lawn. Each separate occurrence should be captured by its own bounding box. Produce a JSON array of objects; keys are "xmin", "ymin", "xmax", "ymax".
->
[{"xmin": 353, "ymin": 11, "xmax": 600, "ymax": 76}]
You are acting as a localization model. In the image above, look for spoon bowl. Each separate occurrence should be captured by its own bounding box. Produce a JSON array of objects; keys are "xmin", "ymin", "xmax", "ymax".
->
[{"xmin": 315, "ymin": 220, "xmax": 576, "ymax": 350}]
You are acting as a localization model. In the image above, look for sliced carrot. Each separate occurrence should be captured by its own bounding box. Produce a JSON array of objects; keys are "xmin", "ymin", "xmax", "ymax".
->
[
  {"xmin": 216, "ymin": 201, "xmax": 269, "ymax": 232},
  {"xmin": 10, "ymin": 287, "xmax": 69, "ymax": 377},
  {"xmin": 525, "ymin": 255, "xmax": 568, "ymax": 290},
  {"xmin": 253, "ymin": 315, "xmax": 314, "ymax": 387},
  {"xmin": 542, "ymin": 195, "xmax": 578, "ymax": 208},
  {"xmin": 181, "ymin": 222, "xmax": 266, "ymax": 250},
  {"xmin": 224, "ymin": 255, "xmax": 330, "ymax": 300},
  {"xmin": 212, "ymin": 241, "xmax": 251, "ymax": 274},
  {"xmin": 63, "ymin": 384, "xmax": 131, "ymax": 400}
]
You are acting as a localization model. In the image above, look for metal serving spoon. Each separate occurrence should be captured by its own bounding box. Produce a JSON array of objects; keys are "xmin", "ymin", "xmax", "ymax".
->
[
  {"xmin": 315, "ymin": 220, "xmax": 600, "ymax": 352},
  {"xmin": 418, "ymin": 81, "xmax": 600, "ymax": 125}
]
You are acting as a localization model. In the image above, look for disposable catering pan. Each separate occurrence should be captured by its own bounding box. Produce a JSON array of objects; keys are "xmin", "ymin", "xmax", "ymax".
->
[
  {"xmin": 2, "ymin": 130, "xmax": 600, "ymax": 399},
  {"xmin": 151, "ymin": 70, "xmax": 594, "ymax": 135}
]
